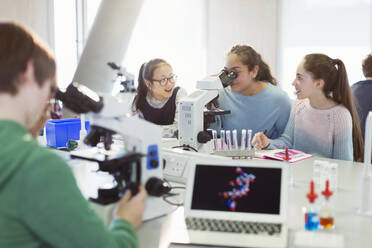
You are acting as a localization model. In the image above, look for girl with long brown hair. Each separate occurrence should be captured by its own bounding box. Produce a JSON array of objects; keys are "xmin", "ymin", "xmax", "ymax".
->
[{"xmin": 253, "ymin": 53, "xmax": 364, "ymax": 162}]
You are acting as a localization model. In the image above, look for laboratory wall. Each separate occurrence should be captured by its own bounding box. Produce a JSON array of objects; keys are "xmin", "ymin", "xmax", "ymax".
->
[
  {"xmin": 1, "ymin": 0, "xmax": 372, "ymax": 96},
  {"xmin": 121, "ymin": 0, "xmax": 207, "ymax": 95},
  {"xmin": 206, "ymin": 0, "xmax": 279, "ymax": 76},
  {"xmin": 0, "ymin": 0, "xmax": 55, "ymax": 50},
  {"xmin": 278, "ymin": 0, "xmax": 372, "ymax": 98}
]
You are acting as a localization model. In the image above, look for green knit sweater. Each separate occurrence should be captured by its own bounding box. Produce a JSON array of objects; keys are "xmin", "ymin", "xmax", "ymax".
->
[{"xmin": 0, "ymin": 120, "xmax": 138, "ymax": 248}]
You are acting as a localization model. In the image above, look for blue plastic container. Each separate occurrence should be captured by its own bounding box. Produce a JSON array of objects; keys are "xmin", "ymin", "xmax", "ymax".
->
[{"xmin": 45, "ymin": 118, "xmax": 90, "ymax": 148}]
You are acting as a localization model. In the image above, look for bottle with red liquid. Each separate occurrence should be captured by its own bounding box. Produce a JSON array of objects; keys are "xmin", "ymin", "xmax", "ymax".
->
[{"xmin": 320, "ymin": 179, "xmax": 334, "ymax": 229}]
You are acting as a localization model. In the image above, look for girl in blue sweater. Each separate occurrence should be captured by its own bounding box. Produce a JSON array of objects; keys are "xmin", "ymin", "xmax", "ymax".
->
[{"xmin": 212, "ymin": 45, "xmax": 292, "ymax": 143}]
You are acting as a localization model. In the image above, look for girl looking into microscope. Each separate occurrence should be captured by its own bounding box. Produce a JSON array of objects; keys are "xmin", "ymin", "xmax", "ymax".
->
[
  {"xmin": 132, "ymin": 58, "xmax": 187, "ymax": 138},
  {"xmin": 252, "ymin": 53, "xmax": 364, "ymax": 162},
  {"xmin": 212, "ymin": 45, "xmax": 292, "ymax": 143}
]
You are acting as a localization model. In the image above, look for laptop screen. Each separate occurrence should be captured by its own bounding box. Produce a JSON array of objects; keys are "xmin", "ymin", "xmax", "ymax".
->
[{"xmin": 191, "ymin": 164, "xmax": 282, "ymax": 215}]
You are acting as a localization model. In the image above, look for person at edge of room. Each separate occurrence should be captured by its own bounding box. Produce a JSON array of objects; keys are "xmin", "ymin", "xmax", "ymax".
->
[
  {"xmin": 210, "ymin": 44, "xmax": 292, "ymax": 145},
  {"xmin": 0, "ymin": 22, "xmax": 146, "ymax": 248},
  {"xmin": 253, "ymin": 53, "xmax": 364, "ymax": 162},
  {"xmin": 132, "ymin": 58, "xmax": 187, "ymax": 138},
  {"xmin": 352, "ymin": 54, "xmax": 372, "ymax": 145}
]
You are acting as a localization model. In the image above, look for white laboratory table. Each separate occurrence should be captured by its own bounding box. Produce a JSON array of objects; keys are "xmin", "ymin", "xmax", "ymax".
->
[
  {"xmin": 135, "ymin": 157, "xmax": 372, "ymax": 248},
  {"xmin": 61, "ymin": 147, "xmax": 372, "ymax": 248}
]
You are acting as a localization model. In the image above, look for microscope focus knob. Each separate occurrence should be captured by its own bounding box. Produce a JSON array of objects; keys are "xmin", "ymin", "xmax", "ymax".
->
[
  {"xmin": 149, "ymin": 160, "xmax": 158, "ymax": 168},
  {"xmin": 147, "ymin": 145, "xmax": 160, "ymax": 169},
  {"xmin": 145, "ymin": 177, "xmax": 171, "ymax": 196},
  {"xmin": 197, "ymin": 131, "xmax": 213, "ymax": 144}
]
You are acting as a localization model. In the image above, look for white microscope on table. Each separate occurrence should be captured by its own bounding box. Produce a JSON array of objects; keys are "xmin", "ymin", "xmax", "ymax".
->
[
  {"xmin": 178, "ymin": 70, "xmax": 237, "ymax": 151},
  {"xmin": 56, "ymin": 82, "xmax": 173, "ymax": 220},
  {"xmin": 162, "ymin": 70, "xmax": 236, "ymax": 184}
]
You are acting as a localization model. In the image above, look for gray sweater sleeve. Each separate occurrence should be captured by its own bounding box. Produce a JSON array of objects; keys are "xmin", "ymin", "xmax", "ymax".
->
[
  {"xmin": 332, "ymin": 109, "xmax": 353, "ymax": 161},
  {"xmin": 267, "ymin": 104, "xmax": 295, "ymax": 150}
]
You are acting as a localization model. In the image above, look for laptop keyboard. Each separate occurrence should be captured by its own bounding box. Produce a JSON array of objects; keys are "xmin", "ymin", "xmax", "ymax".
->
[{"xmin": 185, "ymin": 217, "xmax": 282, "ymax": 236}]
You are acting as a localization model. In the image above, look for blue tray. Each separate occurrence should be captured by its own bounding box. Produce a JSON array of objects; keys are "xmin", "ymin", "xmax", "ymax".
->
[{"xmin": 45, "ymin": 118, "xmax": 90, "ymax": 148}]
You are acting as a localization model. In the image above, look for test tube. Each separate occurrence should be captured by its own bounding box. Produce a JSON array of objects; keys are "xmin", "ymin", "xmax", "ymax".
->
[
  {"xmin": 319, "ymin": 160, "xmax": 330, "ymax": 191},
  {"xmin": 232, "ymin": 129, "xmax": 238, "ymax": 150},
  {"xmin": 329, "ymin": 163, "xmax": 338, "ymax": 191},
  {"xmin": 220, "ymin": 130, "xmax": 226, "ymax": 150},
  {"xmin": 212, "ymin": 129, "xmax": 218, "ymax": 151},
  {"xmin": 313, "ymin": 160, "xmax": 322, "ymax": 188},
  {"xmin": 226, "ymin": 130, "xmax": 232, "ymax": 150},
  {"xmin": 247, "ymin": 129, "xmax": 252, "ymax": 150},
  {"xmin": 241, "ymin": 129, "xmax": 247, "ymax": 150}
]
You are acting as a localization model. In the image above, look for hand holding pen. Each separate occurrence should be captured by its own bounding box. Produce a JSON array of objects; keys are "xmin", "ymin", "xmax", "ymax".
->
[{"xmin": 252, "ymin": 129, "xmax": 270, "ymax": 150}]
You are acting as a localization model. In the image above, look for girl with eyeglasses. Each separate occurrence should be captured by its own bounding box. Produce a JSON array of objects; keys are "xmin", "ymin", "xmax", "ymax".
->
[
  {"xmin": 211, "ymin": 45, "xmax": 292, "ymax": 144},
  {"xmin": 132, "ymin": 58, "xmax": 187, "ymax": 137},
  {"xmin": 253, "ymin": 54, "xmax": 364, "ymax": 162}
]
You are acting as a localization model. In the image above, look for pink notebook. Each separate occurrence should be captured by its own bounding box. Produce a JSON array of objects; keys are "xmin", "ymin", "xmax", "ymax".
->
[{"xmin": 255, "ymin": 149, "xmax": 313, "ymax": 163}]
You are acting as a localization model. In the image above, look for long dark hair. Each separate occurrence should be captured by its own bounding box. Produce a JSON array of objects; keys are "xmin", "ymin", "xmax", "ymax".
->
[
  {"xmin": 303, "ymin": 53, "xmax": 364, "ymax": 162},
  {"xmin": 132, "ymin": 58, "xmax": 171, "ymax": 112},
  {"xmin": 228, "ymin": 45, "xmax": 277, "ymax": 85}
]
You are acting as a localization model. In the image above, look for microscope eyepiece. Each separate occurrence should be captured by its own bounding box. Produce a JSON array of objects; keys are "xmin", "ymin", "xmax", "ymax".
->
[
  {"xmin": 55, "ymin": 82, "xmax": 104, "ymax": 114},
  {"xmin": 219, "ymin": 69, "xmax": 237, "ymax": 88}
]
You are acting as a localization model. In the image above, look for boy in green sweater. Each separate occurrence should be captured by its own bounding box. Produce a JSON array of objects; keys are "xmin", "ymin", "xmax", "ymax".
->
[{"xmin": 0, "ymin": 22, "xmax": 147, "ymax": 248}]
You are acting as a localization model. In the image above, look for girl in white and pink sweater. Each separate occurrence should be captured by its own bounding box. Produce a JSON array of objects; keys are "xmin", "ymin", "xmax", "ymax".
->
[{"xmin": 253, "ymin": 53, "xmax": 363, "ymax": 162}]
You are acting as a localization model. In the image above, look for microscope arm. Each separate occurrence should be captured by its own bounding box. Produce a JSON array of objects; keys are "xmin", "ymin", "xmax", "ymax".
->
[
  {"xmin": 178, "ymin": 70, "xmax": 236, "ymax": 151},
  {"xmin": 88, "ymin": 114, "xmax": 163, "ymax": 185},
  {"xmin": 178, "ymin": 90, "xmax": 219, "ymax": 149}
]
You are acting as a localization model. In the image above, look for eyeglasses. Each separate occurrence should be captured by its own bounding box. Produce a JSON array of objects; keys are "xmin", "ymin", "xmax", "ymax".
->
[{"xmin": 152, "ymin": 74, "xmax": 178, "ymax": 86}]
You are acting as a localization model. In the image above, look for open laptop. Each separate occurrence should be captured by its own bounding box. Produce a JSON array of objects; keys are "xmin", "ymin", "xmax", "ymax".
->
[{"xmin": 181, "ymin": 160, "xmax": 288, "ymax": 248}]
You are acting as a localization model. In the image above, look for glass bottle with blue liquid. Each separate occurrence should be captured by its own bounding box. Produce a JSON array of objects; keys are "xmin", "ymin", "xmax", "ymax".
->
[{"xmin": 304, "ymin": 180, "xmax": 320, "ymax": 231}]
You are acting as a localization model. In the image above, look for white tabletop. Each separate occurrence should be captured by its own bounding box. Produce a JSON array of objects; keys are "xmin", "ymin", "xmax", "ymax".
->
[
  {"xmin": 136, "ymin": 157, "xmax": 372, "ymax": 248},
  {"xmin": 62, "ymin": 146, "xmax": 372, "ymax": 248}
]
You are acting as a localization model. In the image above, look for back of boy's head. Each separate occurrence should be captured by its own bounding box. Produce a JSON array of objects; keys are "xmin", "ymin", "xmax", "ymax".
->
[
  {"xmin": 0, "ymin": 22, "xmax": 56, "ymax": 95},
  {"xmin": 362, "ymin": 54, "xmax": 372, "ymax": 78}
]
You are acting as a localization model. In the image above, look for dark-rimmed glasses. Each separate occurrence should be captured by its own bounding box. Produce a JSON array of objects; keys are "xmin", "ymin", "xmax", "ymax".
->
[{"xmin": 152, "ymin": 74, "xmax": 178, "ymax": 86}]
